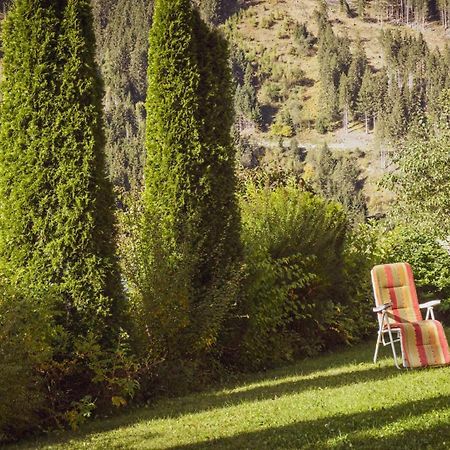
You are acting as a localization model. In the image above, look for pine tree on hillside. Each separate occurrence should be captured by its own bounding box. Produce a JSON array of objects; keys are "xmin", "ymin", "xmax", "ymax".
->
[
  {"xmin": 95, "ymin": 0, "xmax": 152, "ymax": 192},
  {"xmin": 317, "ymin": 68, "xmax": 339, "ymax": 133},
  {"xmin": 338, "ymin": 73, "xmax": 351, "ymax": 133},
  {"xmin": 387, "ymin": 83, "xmax": 408, "ymax": 141},
  {"xmin": 372, "ymin": 69, "xmax": 388, "ymax": 130},
  {"xmin": 357, "ymin": 69, "xmax": 375, "ymax": 133},
  {"xmin": 0, "ymin": 0, "xmax": 124, "ymax": 342},
  {"xmin": 144, "ymin": 0, "xmax": 240, "ymax": 356},
  {"xmin": 235, "ymin": 62, "xmax": 262, "ymax": 127},
  {"xmin": 347, "ymin": 38, "xmax": 367, "ymax": 115},
  {"xmin": 331, "ymin": 156, "xmax": 366, "ymax": 222},
  {"xmin": 311, "ymin": 143, "xmax": 337, "ymax": 198}
]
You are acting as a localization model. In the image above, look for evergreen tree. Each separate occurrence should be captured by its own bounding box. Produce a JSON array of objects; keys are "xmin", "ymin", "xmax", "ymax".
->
[
  {"xmin": 144, "ymin": 0, "xmax": 240, "ymax": 357},
  {"xmin": 310, "ymin": 143, "xmax": 337, "ymax": 197},
  {"xmin": 387, "ymin": 83, "xmax": 408, "ymax": 141},
  {"xmin": 0, "ymin": 0, "xmax": 124, "ymax": 342},
  {"xmin": 293, "ymin": 22, "xmax": 315, "ymax": 55},
  {"xmin": 347, "ymin": 38, "xmax": 367, "ymax": 114},
  {"xmin": 235, "ymin": 62, "xmax": 262, "ymax": 127},
  {"xmin": 372, "ymin": 68, "xmax": 388, "ymax": 131},
  {"xmin": 94, "ymin": 0, "xmax": 152, "ymax": 192},
  {"xmin": 331, "ymin": 156, "xmax": 366, "ymax": 222},
  {"xmin": 317, "ymin": 68, "xmax": 339, "ymax": 133},
  {"xmin": 338, "ymin": 73, "xmax": 351, "ymax": 133},
  {"xmin": 357, "ymin": 69, "xmax": 375, "ymax": 133},
  {"xmin": 390, "ymin": 89, "xmax": 450, "ymax": 234}
]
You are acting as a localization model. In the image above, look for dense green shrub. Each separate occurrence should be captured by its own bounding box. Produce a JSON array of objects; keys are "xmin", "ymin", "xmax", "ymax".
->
[
  {"xmin": 342, "ymin": 221, "xmax": 388, "ymax": 337},
  {"xmin": 224, "ymin": 181, "xmax": 352, "ymax": 369},
  {"xmin": 0, "ymin": 288, "xmax": 53, "ymax": 443},
  {"xmin": 142, "ymin": 0, "xmax": 241, "ymax": 365},
  {"xmin": 383, "ymin": 227, "xmax": 450, "ymax": 317}
]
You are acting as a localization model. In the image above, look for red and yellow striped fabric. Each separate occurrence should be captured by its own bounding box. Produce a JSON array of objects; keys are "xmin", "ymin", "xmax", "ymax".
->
[
  {"xmin": 371, "ymin": 262, "xmax": 422, "ymax": 325},
  {"xmin": 397, "ymin": 320, "xmax": 450, "ymax": 368},
  {"xmin": 372, "ymin": 262, "xmax": 450, "ymax": 368}
]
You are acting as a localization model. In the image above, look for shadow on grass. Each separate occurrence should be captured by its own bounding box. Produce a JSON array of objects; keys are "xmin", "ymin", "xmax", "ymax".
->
[
  {"xmin": 169, "ymin": 395, "xmax": 450, "ymax": 449},
  {"xmin": 11, "ymin": 351, "xmax": 408, "ymax": 449}
]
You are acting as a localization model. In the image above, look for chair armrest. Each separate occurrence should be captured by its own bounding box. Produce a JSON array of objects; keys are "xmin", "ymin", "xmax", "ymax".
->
[
  {"xmin": 419, "ymin": 300, "xmax": 441, "ymax": 309},
  {"xmin": 373, "ymin": 302, "xmax": 392, "ymax": 313}
]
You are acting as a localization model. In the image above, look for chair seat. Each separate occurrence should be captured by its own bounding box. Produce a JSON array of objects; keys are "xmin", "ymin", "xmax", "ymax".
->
[{"xmin": 395, "ymin": 320, "xmax": 450, "ymax": 368}]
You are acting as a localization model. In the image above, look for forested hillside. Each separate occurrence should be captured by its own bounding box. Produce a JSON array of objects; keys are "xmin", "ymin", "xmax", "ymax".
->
[
  {"xmin": 88, "ymin": 0, "xmax": 449, "ymax": 216},
  {"xmin": 2, "ymin": 0, "xmax": 447, "ymax": 207}
]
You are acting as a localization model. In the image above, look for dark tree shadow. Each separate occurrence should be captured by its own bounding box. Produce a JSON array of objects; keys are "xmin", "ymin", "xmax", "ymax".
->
[
  {"xmin": 11, "ymin": 358, "xmax": 407, "ymax": 448},
  {"xmin": 169, "ymin": 395, "xmax": 450, "ymax": 449},
  {"xmin": 12, "ymin": 342, "xmax": 444, "ymax": 449}
]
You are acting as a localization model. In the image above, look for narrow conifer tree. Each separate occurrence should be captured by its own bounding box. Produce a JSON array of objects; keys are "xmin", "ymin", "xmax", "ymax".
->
[
  {"xmin": 0, "ymin": 0, "xmax": 124, "ymax": 343},
  {"xmin": 339, "ymin": 73, "xmax": 350, "ymax": 133},
  {"xmin": 357, "ymin": 69, "xmax": 375, "ymax": 133},
  {"xmin": 144, "ymin": 0, "xmax": 240, "ymax": 356}
]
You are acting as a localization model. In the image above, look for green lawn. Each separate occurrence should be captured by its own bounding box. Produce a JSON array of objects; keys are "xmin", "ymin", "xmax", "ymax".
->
[{"xmin": 10, "ymin": 341, "xmax": 450, "ymax": 450}]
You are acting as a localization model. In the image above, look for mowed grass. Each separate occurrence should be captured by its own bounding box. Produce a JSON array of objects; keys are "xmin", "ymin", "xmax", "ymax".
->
[{"xmin": 10, "ymin": 341, "xmax": 450, "ymax": 450}]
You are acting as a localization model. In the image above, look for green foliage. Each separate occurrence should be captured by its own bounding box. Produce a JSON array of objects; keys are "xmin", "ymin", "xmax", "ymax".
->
[
  {"xmin": 338, "ymin": 72, "xmax": 350, "ymax": 131},
  {"xmin": 226, "ymin": 180, "xmax": 354, "ymax": 369},
  {"xmin": 270, "ymin": 121, "xmax": 295, "ymax": 137},
  {"xmin": 347, "ymin": 38, "xmax": 367, "ymax": 114},
  {"xmin": 143, "ymin": 0, "xmax": 241, "ymax": 361},
  {"xmin": 383, "ymin": 227, "xmax": 450, "ymax": 315},
  {"xmin": 0, "ymin": 0, "xmax": 124, "ymax": 343},
  {"xmin": 234, "ymin": 60, "xmax": 262, "ymax": 127},
  {"xmin": 41, "ymin": 330, "xmax": 139, "ymax": 431},
  {"xmin": 0, "ymin": 288, "xmax": 53, "ymax": 443},
  {"xmin": 344, "ymin": 221, "xmax": 450, "ymax": 331},
  {"xmin": 0, "ymin": 0, "xmax": 131, "ymax": 440},
  {"xmin": 357, "ymin": 69, "xmax": 376, "ymax": 133},
  {"xmin": 293, "ymin": 22, "xmax": 315, "ymax": 55},
  {"xmin": 94, "ymin": 0, "xmax": 152, "ymax": 192},
  {"xmin": 315, "ymin": 8, "xmax": 351, "ymax": 130},
  {"xmin": 306, "ymin": 145, "xmax": 366, "ymax": 223},
  {"xmin": 388, "ymin": 90, "xmax": 450, "ymax": 234}
]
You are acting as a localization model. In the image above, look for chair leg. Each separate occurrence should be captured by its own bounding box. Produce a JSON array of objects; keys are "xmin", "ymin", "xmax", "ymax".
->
[
  {"xmin": 386, "ymin": 322, "xmax": 401, "ymax": 369},
  {"xmin": 373, "ymin": 329, "xmax": 382, "ymax": 364}
]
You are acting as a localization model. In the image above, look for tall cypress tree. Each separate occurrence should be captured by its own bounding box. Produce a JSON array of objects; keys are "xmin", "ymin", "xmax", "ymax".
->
[
  {"xmin": 0, "ymin": 0, "xmax": 124, "ymax": 343},
  {"xmin": 144, "ymin": 0, "xmax": 240, "ymax": 357}
]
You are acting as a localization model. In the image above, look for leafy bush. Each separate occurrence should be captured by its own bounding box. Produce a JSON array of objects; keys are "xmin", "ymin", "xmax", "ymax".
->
[
  {"xmin": 0, "ymin": 290, "xmax": 52, "ymax": 443},
  {"xmin": 118, "ymin": 193, "xmax": 242, "ymax": 394},
  {"xmin": 0, "ymin": 279, "xmax": 139, "ymax": 443},
  {"xmin": 223, "ymin": 180, "xmax": 352, "ymax": 369},
  {"xmin": 342, "ymin": 221, "xmax": 388, "ymax": 338},
  {"xmin": 383, "ymin": 227, "xmax": 450, "ymax": 318}
]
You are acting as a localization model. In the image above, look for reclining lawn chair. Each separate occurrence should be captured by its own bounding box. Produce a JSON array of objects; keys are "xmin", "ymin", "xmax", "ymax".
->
[{"xmin": 371, "ymin": 262, "xmax": 450, "ymax": 369}]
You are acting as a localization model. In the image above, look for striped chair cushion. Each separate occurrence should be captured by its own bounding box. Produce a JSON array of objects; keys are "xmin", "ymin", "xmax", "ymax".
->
[{"xmin": 397, "ymin": 320, "xmax": 450, "ymax": 368}]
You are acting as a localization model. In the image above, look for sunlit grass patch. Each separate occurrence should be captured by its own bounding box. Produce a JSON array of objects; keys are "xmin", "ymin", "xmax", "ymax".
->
[{"xmin": 10, "ymin": 340, "xmax": 450, "ymax": 450}]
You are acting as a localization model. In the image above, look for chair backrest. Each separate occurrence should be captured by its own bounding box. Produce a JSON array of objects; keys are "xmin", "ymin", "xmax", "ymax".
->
[{"xmin": 371, "ymin": 262, "xmax": 422, "ymax": 325}]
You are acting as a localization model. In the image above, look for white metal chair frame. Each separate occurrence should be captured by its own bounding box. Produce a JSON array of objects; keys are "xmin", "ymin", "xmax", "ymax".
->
[{"xmin": 372, "ymin": 299, "xmax": 441, "ymax": 369}]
